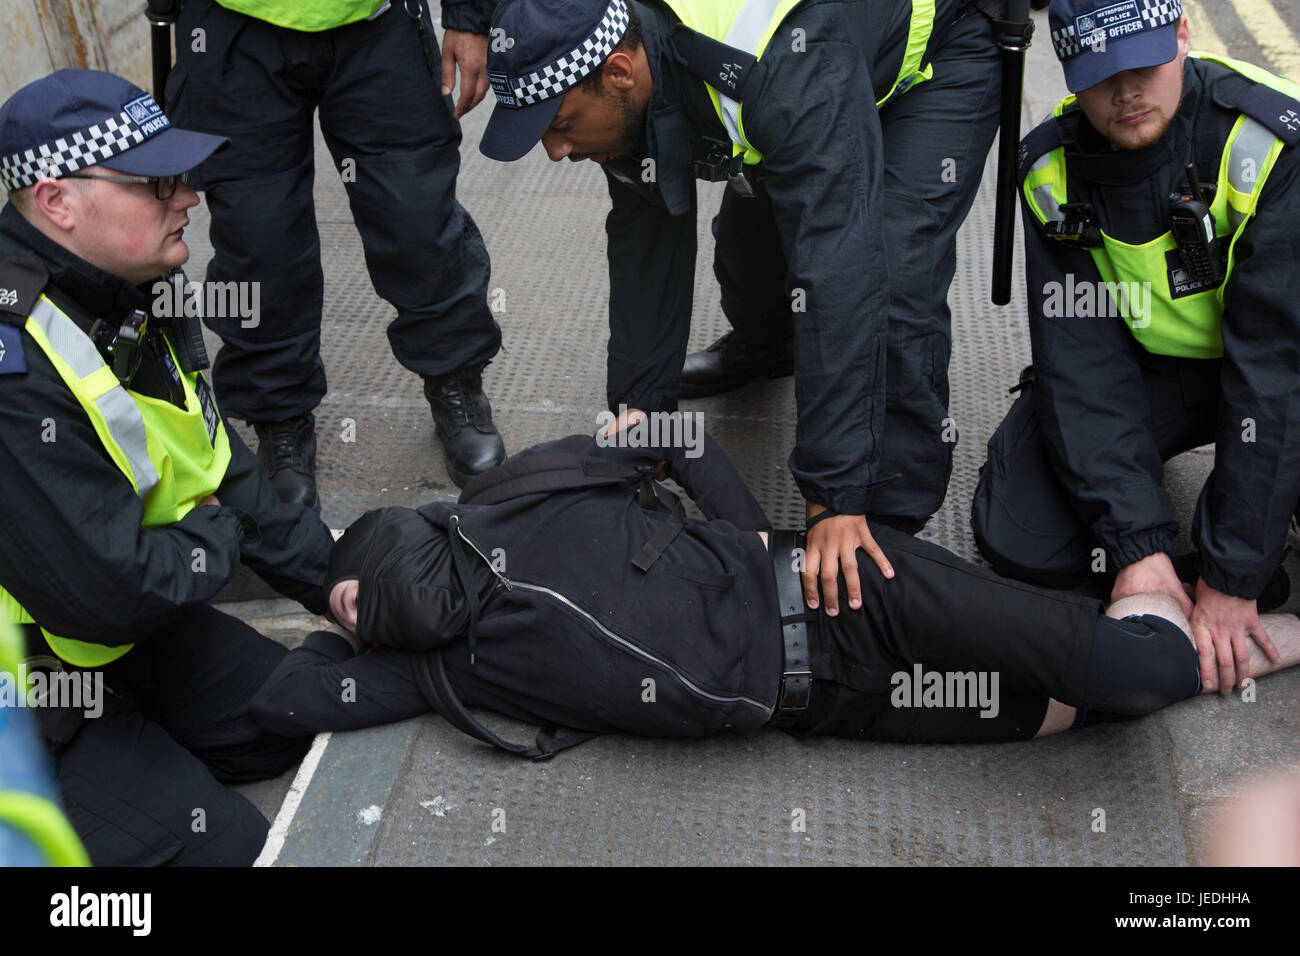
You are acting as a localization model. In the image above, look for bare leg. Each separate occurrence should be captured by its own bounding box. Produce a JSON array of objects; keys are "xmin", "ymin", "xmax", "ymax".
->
[
  {"xmin": 1252, "ymin": 613, "xmax": 1300, "ymax": 678},
  {"xmin": 1034, "ymin": 698, "xmax": 1076, "ymax": 737}
]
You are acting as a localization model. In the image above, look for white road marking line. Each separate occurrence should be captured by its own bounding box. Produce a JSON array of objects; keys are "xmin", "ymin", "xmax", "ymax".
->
[
  {"xmin": 1234, "ymin": 0, "xmax": 1300, "ymax": 80},
  {"xmin": 1184, "ymin": 0, "xmax": 1229, "ymax": 57},
  {"xmin": 253, "ymin": 731, "xmax": 333, "ymax": 867}
]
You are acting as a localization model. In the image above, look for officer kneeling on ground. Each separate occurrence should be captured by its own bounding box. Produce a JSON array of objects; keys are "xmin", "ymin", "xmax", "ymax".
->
[
  {"xmin": 251, "ymin": 413, "xmax": 1300, "ymax": 754},
  {"xmin": 0, "ymin": 70, "xmax": 336, "ymax": 865},
  {"xmin": 972, "ymin": 0, "xmax": 1300, "ymax": 696}
]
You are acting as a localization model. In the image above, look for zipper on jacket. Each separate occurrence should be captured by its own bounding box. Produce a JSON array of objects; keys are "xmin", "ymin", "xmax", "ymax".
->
[
  {"xmin": 451, "ymin": 517, "xmax": 512, "ymax": 591},
  {"xmin": 513, "ymin": 580, "xmax": 770, "ymax": 716},
  {"xmin": 452, "ymin": 519, "xmax": 769, "ymax": 716}
]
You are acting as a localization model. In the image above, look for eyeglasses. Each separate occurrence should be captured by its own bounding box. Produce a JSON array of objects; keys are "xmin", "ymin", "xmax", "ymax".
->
[{"xmin": 60, "ymin": 170, "xmax": 190, "ymax": 200}]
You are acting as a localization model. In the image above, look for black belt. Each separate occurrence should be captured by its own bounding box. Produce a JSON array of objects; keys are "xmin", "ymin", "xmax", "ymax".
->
[{"xmin": 769, "ymin": 530, "xmax": 815, "ymax": 716}]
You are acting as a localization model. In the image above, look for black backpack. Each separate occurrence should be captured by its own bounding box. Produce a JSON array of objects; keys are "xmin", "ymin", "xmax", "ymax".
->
[{"xmin": 415, "ymin": 444, "xmax": 689, "ymax": 759}]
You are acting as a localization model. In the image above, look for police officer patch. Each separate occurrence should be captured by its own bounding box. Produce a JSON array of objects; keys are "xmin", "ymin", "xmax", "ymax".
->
[{"xmin": 0, "ymin": 324, "xmax": 27, "ymax": 375}]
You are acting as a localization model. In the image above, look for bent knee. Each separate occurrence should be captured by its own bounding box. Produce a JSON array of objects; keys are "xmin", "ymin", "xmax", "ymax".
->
[{"xmin": 1085, "ymin": 613, "xmax": 1201, "ymax": 715}]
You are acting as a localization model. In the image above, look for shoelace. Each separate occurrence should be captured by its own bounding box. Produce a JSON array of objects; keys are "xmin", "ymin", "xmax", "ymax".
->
[
  {"xmin": 430, "ymin": 378, "xmax": 488, "ymax": 430},
  {"xmin": 263, "ymin": 421, "xmax": 307, "ymax": 469}
]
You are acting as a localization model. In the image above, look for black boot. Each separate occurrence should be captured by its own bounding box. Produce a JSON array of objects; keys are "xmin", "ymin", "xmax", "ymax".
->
[
  {"xmin": 679, "ymin": 331, "xmax": 795, "ymax": 399},
  {"xmin": 424, "ymin": 372, "xmax": 506, "ymax": 488},
  {"xmin": 253, "ymin": 412, "xmax": 319, "ymax": 513}
]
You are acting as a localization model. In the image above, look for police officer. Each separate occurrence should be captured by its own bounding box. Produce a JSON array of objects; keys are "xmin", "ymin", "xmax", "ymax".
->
[
  {"xmin": 166, "ymin": 0, "xmax": 507, "ymax": 507},
  {"xmin": 0, "ymin": 70, "xmax": 335, "ymax": 865},
  {"xmin": 971, "ymin": 1, "xmax": 1300, "ymax": 695},
  {"xmin": 476, "ymin": 0, "xmax": 1005, "ymax": 614}
]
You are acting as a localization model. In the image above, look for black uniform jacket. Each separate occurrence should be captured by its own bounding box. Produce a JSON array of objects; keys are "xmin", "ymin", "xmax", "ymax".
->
[
  {"xmin": 0, "ymin": 204, "xmax": 334, "ymax": 649},
  {"xmin": 602, "ymin": 0, "xmax": 971, "ymax": 515},
  {"xmin": 347, "ymin": 431, "xmax": 783, "ymax": 736},
  {"xmin": 1019, "ymin": 57, "xmax": 1300, "ymax": 599}
]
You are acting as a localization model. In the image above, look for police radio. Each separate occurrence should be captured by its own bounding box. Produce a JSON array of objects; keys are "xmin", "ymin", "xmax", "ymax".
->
[
  {"xmin": 1168, "ymin": 163, "xmax": 1224, "ymax": 286},
  {"xmin": 155, "ymin": 269, "xmax": 211, "ymax": 374}
]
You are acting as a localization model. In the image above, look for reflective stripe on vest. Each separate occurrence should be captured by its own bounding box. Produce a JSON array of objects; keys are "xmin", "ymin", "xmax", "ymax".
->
[
  {"xmin": 27, "ymin": 296, "xmax": 159, "ymax": 497},
  {"xmin": 664, "ymin": 0, "xmax": 936, "ymax": 165},
  {"xmin": 0, "ymin": 295, "xmax": 232, "ymax": 667},
  {"xmin": 1022, "ymin": 53, "xmax": 1296, "ymax": 358}
]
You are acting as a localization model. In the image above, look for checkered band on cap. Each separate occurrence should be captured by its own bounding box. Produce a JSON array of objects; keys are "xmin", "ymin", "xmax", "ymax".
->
[
  {"xmin": 504, "ymin": 0, "xmax": 631, "ymax": 107},
  {"xmin": 1051, "ymin": 0, "xmax": 1183, "ymax": 61},
  {"xmin": 1140, "ymin": 0, "xmax": 1183, "ymax": 30},
  {"xmin": 0, "ymin": 99, "xmax": 170, "ymax": 191}
]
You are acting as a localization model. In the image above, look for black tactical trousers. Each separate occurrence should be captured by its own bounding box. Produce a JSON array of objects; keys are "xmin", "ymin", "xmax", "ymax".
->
[
  {"xmin": 970, "ymin": 357, "xmax": 1224, "ymax": 590},
  {"xmin": 168, "ymin": 0, "xmax": 501, "ymax": 422},
  {"xmin": 712, "ymin": 11, "xmax": 1001, "ymax": 526},
  {"xmin": 43, "ymin": 605, "xmax": 311, "ymax": 866}
]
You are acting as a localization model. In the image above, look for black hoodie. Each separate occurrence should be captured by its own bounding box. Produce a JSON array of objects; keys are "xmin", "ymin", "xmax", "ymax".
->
[{"xmin": 342, "ymin": 431, "xmax": 782, "ymax": 737}]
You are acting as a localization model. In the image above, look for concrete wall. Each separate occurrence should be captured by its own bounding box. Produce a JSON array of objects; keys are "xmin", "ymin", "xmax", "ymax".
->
[{"xmin": 2, "ymin": 0, "xmax": 152, "ymax": 100}]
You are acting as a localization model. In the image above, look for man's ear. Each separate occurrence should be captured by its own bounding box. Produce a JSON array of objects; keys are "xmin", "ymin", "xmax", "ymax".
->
[
  {"xmin": 28, "ymin": 179, "xmax": 78, "ymax": 233},
  {"xmin": 1176, "ymin": 14, "xmax": 1191, "ymax": 57},
  {"xmin": 602, "ymin": 50, "xmax": 638, "ymax": 92}
]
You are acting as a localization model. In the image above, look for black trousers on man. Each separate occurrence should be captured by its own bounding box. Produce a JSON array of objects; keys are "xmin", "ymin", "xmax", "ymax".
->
[
  {"xmin": 711, "ymin": 11, "xmax": 1001, "ymax": 527},
  {"xmin": 167, "ymin": 0, "xmax": 501, "ymax": 422},
  {"xmin": 39, "ymin": 606, "xmax": 311, "ymax": 866}
]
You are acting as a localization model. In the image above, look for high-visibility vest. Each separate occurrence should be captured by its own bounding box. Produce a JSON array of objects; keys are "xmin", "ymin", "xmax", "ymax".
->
[
  {"xmin": 215, "ymin": 0, "xmax": 389, "ymax": 32},
  {"xmin": 0, "ymin": 292, "xmax": 232, "ymax": 667},
  {"xmin": 662, "ymin": 0, "xmax": 938, "ymax": 165},
  {"xmin": 1021, "ymin": 53, "xmax": 1300, "ymax": 359},
  {"xmin": 0, "ymin": 619, "xmax": 89, "ymax": 866}
]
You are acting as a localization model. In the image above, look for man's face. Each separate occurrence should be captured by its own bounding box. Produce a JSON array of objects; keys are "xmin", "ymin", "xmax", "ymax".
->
[
  {"xmin": 59, "ymin": 167, "xmax": 199, "ymax": 285},
  {"xmin": 1073, "ymin": 18, "xmax": 1191, "ymax": 151},
  {"xmin": 330, "ymin": 578, "xmax": 360, "ymax": 637},
  {"xmin": 541, "ymin": 76, "xmax": 646, "ymax": 164}
]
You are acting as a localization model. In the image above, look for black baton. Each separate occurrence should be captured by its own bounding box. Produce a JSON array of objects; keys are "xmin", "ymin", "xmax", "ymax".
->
[
  {"xmin": 990, "ymin": 0, "xmax": 1034, "ymax": 306},
  {"xmin": 146, "ymin": 0, "xmax": 181, "ymax": 101}
]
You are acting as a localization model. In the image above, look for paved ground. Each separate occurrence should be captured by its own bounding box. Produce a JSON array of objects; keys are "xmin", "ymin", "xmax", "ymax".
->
[{"xmin": 200, "ymin": 3, "xmax": 1300, "ymax": 866}]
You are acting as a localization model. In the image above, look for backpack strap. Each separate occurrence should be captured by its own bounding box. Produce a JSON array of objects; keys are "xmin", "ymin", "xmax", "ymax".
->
[
  {"xmin": 459, "ymin": 451, "xmax": 638, "ymax": 505},
  {"xmin": 413, "ymin": 648, "xmax": 597, "ymax": 760}
]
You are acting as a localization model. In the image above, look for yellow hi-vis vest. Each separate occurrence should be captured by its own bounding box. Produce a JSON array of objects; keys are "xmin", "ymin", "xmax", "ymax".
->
[
  {"xmin": 0, "ymin": 618, "xmax": 89, "ymax": 866},
  {"xmin": 0, "ymin": 293, "xmax": 232, "ymax": 667},
  {"xmin": 215, "ymin": 0, "xmax": 389, "ymax": 32},
  {"xmin": 1022, "ymin": 53, "xmax": 1300, "ymax": 359},
  {"xmin": 662, "ymin": 0, "xmax": 937, "ymax": 165}
]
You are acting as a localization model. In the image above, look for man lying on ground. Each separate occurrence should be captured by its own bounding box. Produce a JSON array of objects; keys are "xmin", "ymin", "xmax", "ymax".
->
[{"xmin": 251, "ymin": 413, "xmax": 1299, "ymax": 756}]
